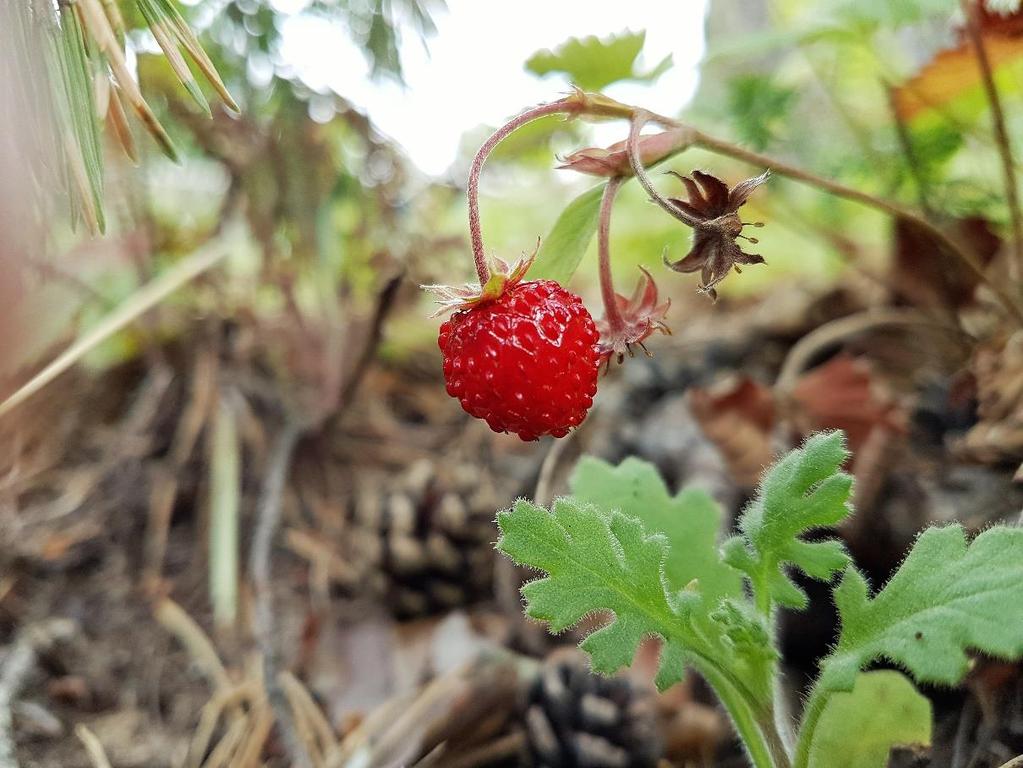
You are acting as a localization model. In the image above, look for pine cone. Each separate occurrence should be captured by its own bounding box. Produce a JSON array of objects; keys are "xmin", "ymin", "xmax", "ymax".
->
[
  {"xmin": 523, "ymin": 650, "xmax": 661, "ymax": 768},
  {"xmin": 345, "ymin": 458, "xmax": 497, "ymax": 619}
]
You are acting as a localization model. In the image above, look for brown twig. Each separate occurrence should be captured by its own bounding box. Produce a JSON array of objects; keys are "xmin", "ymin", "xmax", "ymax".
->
[
  {"xmin": 961, "ymin": 0, "xmax": 1023, "ymax": 283},
  {"xmin": 74, "ymin": 725, "xmax": 113, "ymax": 768},
  {"xmin": 335, "ymin": 272, "xmax": 405, "ymax": 420},
  {"xmin": 248, "ymin": 420, "xmax": 311, "ymax": 768},
  {"xmin": 774, "ymin": 308, "xmax": 971, "ymax": 398}
]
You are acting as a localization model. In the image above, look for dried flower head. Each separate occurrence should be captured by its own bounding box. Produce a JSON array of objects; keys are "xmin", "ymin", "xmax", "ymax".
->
[
  {"xmin": 596, "ymin": 267, "xmax": 671, "ymax": 364},
  {"xmin": 664, "ymin": 170, "xmax": 769, "ymax": 299}
]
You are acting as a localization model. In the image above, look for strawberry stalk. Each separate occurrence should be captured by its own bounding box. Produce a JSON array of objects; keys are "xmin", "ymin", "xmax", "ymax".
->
[
  {"xmin": 626, "ymin": 110, "xmax": 699, "ymax": 227},
  {"xmin": 597, "ymin": 176, "xmax": 627, "ymax": 337},
  {"xmin": 467, "ymin": 100, "xmax": 574, "ymax": 284},
  {"xmin": 466, "ymin": 91, "xmax": 639, "ymax": 284}
]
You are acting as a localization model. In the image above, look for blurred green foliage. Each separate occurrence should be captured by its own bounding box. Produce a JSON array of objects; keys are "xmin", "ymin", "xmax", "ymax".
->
[
  {"xmin": 21, "ymin": 0, "xmax": 1023, "ymax": 377},
  {"xmin": 526, "ymin": 30, "xmax": 672, "ymax": 90}
]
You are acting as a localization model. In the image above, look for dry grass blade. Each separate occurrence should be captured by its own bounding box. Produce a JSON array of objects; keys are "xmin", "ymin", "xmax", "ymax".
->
[
  {"xmin": 98, "ymin": 0, "xmax": 126, "ymax": 45},
  {"xmin": 76, "ymin": 0, "xmax": 179, "ymax": 160},
  {"xmin": 280, "ymin": 672, "xmax": 339, "ymax": 765},
  {"xmin": 201, "ymin": 715, "xmax": 249, "ymax": 768},
  {"xmin": 154, "ymin": 597, "xmax": 232, "ymax": 691},
  {"xmin": 93, "ymin": 69, "xmax": 110, "ymax": 120},
  {"xmin": 62, "ymin": 130, "xmax": 102, "ymax": 235},
  {"xmin": 74, "ymin": 724, "xmax": 114, "ymax": 768},
  {"xmin": 188, "ymin": 682, "xmax": 258, "ymax": 768},
  {"xmin": 150, "ymin": 0, "xmax": 240, "ymax": 111},
  {"xmin": 231, "ymin": 704, "xmax": 274, "ymax": 768},
  {"xmin": 0, "ymin": 242, "xmax": 227, "ymax": 419},
  {"xmin": 145, "ymin": 348, "xmax": 217, "ymax": 585},
  {"xmin": 208, "ymin": 392, "xmax": 241, "ymax": 629}
]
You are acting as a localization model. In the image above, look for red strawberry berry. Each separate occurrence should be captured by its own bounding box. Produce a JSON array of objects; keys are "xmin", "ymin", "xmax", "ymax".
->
[{"xmin": 438, "ymin": 280, "xmax": 601, "ymax": 441}]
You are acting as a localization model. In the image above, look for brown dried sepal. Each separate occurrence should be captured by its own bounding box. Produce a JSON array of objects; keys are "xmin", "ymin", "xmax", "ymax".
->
[
  {"xmin": 597, "ymin": 267, "xmax": 671, "ymax": 365},
  {"xmin": 664, "ymin": 170, "xmax": 769, "ymax": 299}
]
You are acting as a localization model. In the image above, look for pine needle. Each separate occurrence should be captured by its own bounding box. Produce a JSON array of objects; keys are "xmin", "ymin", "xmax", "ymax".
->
[
  {"xmin": 76, "ymin": 0, "xmax": 179, "ymax": 161},
  {"xmin": 0, "ymin": 242, "xmax": 228, "ymax": 419},
  {"xmin": 106, "ymin": 84, "xmax": 139, "ymax": 164},
  {"xmin": 137, "ymin": 0, "xmax": 212, "ymax": 117},
  {"xmin": 149, "ymin": 0, "xmax": 240, "ymax": 112}
]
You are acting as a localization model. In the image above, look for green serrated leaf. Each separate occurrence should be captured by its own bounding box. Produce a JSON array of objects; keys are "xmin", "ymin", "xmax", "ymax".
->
[
  {"xmin": 723, "ymin": 431, "xmax": 853, "ymax": 611},
  {"xmin": 820, "ymin": 525, "xmax": 1023, "ymax": 692},
  {"xmin": 530, "ymin": 184, "xmax": 604, "ymax": 283},
  {"xmin": 808, "ymin": 671, "xmax": 931, "ymax": 768},
  {"xmin": 496, "ymin": 497, "xmax": 697, "ymax": 687},
  {"xmin": 564, "ymin": 456, "xmax": 778, "ymax": 703},
  {"xmin": 569, "ymin": 456, "xmax": 742, "ymax": 602},
  {"xmin": 526, "ymin": 31, "xmax": 672, "ymax": 91}
]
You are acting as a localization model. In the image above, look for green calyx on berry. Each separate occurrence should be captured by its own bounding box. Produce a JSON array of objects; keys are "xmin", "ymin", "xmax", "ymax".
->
[{"xmin": 422, "ymin": 245, "xmax": 537, "ymax": 316}]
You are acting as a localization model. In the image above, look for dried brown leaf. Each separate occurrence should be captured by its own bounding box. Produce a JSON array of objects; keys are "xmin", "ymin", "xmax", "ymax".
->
[
  {"xmin": 688, "ymin": 376, "xmax": 776, "ymax": 488},
  {"xmin": 894, "ymin": 3, "xmax": 1023, "ymax": 120}
]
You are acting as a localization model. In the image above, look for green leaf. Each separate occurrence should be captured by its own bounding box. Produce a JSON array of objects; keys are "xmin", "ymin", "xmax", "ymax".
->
[
  {"xmin": 710, "ymin": 598, "xmax": 778, "ymax": 668},
  {"xmin": 567, "ymin": 456, "xmax": 780, "ymax": 703},
  {"xmin": 496, "ymin": 497, "xmax": 699, "ymax": 687},
  {"xmin": 808, "ymin": 671, "xmax": 931, "ymax": 768},
  {"xmin": 526, "ymin": 31, "xmax": 671, "ymax": 91},
  {"xmin": 821, "ymin": 525, "xmax": 1023, "ymax": 692},
  {"xmin": 569, "ymin": 456, "xmax": 742, "ymax": 602},
  {"xmin": 530, "ymin": 184, "xmax": 605, "ymax": 283},
  {"xmin": 726, "ymin": 74, "xmax": 796, "ymax": 150},
  {"xmin": 722, "ymin": 431, "xmax": 853, "ymax": 611}
]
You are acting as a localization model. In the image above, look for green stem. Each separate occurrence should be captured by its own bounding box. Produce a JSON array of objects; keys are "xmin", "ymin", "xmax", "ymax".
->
[
  {"xmin": 792, "ymin": 685, "xmax": 831, "ymax": 768},
  {"xmin": 760, "ymin": 708, "xmax": 794, "ymax": 768},
  {"xmin": 692, "ymin": 656, "xmax": 790, "ymax": 768}
]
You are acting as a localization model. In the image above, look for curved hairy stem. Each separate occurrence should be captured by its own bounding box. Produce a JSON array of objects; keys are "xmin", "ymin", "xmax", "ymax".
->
[
  {"xmin": 626, "ymin": 111, "xmax": 700, "ymax": 227},
  {"xmin": 792, "ymin": 685, "xmax": 830, "ymax": 768},
  {"xmin": 467, "ymin": 100, "xmax": 575, "ymax": 284}
]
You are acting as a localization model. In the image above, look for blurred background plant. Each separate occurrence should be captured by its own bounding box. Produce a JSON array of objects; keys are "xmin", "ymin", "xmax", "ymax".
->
[{"xmin": 4, "ymin": 0, "xmax": 1023, "ymax": 766}]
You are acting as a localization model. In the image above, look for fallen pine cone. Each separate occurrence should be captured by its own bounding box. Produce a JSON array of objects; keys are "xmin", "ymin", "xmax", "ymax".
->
[
  {"xmin": 344, "ymin": 458, "xmax": 498, "ymax": 620},
  {"xmin": 523, "ymin": 649, "xmax": 661, "ymax": 768}
]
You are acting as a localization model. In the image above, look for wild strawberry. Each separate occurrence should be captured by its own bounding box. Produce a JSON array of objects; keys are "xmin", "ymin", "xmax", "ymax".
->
[{"xmin": 438, "ymin": 280, "xmax": 601, "ymax": 441}]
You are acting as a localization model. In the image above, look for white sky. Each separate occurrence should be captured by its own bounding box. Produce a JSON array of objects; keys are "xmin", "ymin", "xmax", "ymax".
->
[{"xmin": 277, "ymin": 0, "xmax": 710, "ymax": 176}]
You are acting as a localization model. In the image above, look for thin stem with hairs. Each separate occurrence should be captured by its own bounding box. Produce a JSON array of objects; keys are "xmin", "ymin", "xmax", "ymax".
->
[
  {"xmin": 467, "ymin": 100, "xmax": 575, "ymax": 284},
  {"xmin": 597, "ymin": 176, "xmax": 627, "ymax": 334},
  {"xmin": 627, "ymin": 111, "xmax": 699, "ymax": 227}
]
